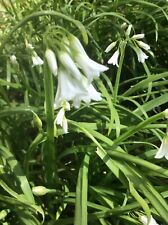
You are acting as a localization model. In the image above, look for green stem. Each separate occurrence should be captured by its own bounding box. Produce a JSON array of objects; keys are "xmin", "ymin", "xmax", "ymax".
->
[
  {"xmin": 113, "ymin": 41, "xmax": 126, "ymax": 103},
  {"xmin": 43, "ymin": 63, "xmax": 56, "ymax": 186},
  {"xmin": 143, "ymin": 62, "xmax": 152, "ymax": 101}
]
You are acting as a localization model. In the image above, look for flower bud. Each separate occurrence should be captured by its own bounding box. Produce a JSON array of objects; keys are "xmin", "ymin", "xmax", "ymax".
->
[
  {"xmin": 32, "ymin": 186, "xmax": 48, "ymax": 196},
  {"xmin": 164, "ymin": 109, "xmax": 168, "ymax": 119},
  {"xmin": 33, "ymin": 112, "xmax": 42, "ymax": 131},
  {"xmin": 132, "ymin": 34, "xmax": 145, "ymax": 39},
  {"xmin": 45, "ymin": 49, "xmax": 58, "ymax": 76},
  {"xmin": 10, "ymin": 55, "xmax": 18, "ymax": 65},
  {"xmin": 105, "ymin": 41, "xmax": 117, "ymax": 53},
  {"xmin": 125, "ymin": 24, "xmax": 132, "ymax": 36}
]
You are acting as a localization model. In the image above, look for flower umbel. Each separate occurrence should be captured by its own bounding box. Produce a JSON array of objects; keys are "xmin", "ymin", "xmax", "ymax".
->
[{"xmin": 155, "ymin": 135, "xmax": 168, "ymax": 160}]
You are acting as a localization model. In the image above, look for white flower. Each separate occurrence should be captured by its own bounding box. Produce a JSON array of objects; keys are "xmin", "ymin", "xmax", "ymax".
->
[
  {"xmin": 58, "ymin": 50, "xmax": 82, "ymax": 81},
  {"xmin": 132, "ymin": 34, "xmax": 145, "ymax": 39},
  {"xmin": 69, "ymin": 35, "xmax": 109, "ymax": 83},
  {"xmin": 32, "ymin": 51, "xmax": 44, "ymax": 67},
  {"xmin": 139, "ymin": 215, "xmax": 159, "ymax": 225},
  {"xmin": 10, "ymin": 55, "xmax": 18, "ymax": 65},
  {"xmin": 105, "ymin": 41, "xmax": 117, "ymax": 53},
  {"xmin": 55, "ymin": 108, "xmax": 68, "ymax": 134},
  {"xmin": 55, "ymin": 67, "xmax": 102, "ymax": 109},
  {"xmin": 137, "ymin": 41, "xmax": 150, "ymax": 51},
  {"xmin": 26, "ymin": 42, "xmax": 34, "ymax": 49},
  {"xmin": 73, "ymin": 78, "xmax": 102, "ymax": 108},
  {"xmin": 107, "ymin": 49, "xmax": 120, "ymax": 67},
  {"xmin": 155, "ymin": 136, "xmax": 168, "ymax": 160},
  {"xmin": 54, "ymin": 67, "xmax": 88, "ymax": 109},
  {"xmin": 136, "ymin": 49, "xmax": 148, "ymax": 63},
  {"xmin": 125, "ymin": 24, "xmax": 132, "ymax": 36},
  {"xmin": 45, "ymin": 49, "xmax": 58, "ymax": 76}
]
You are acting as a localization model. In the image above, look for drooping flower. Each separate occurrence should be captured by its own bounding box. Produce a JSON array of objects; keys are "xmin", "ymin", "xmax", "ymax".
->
[
  {"xmin": 107, "ymin": 49, "xmax": 120, "ymax": 67},
  {"xmin": 136, "ymin": 48, "xmax": 148, "ymax": 63},
  {"xmin": 72, "ymin": 78, "xmax": 102, "ymax": 108},
  {"xmin": 58, "ymin": 50, "xmax": 82, "ymax": 81},
  {"xmin": 32, "ymin": 51, "xmax": 44, "ymax": 67},
  {"xmin": 155, "ymin": 135, "xmax": 168, "ymax": 160},
  {"xmin": 55, "ymin": 108, "xmax": 68, "ymax": 134},
  {"xmin": 45, "ymin": 49, "xmax": 58, "ymax": 76},
  {"xmin": 132, "ymin": 34, "xmax": 145, "ymax": 39},
  {"xmin": 54, "ymin": 67, "xmax": 88, "ymax": 109},
  {"xmin": 10, "ymin": 55, "xmax": 18, "ymax": 65},
  {"xmin": 105, "ymin": 41, "xmax": 117, "ymax": 53},
  {"xmin": 68, "ymin": 34, "xmax": 109, "ymax": 83},
  {"xmin": 139, "ymin": 215, "xmax": 159, "ymax": 225},
  {"xmin": 54, "ymin": 66, "xmax": 102, "ymax": 109},
  {"xmin": 137, "ymin": 41, "xmax": 150, "ymax": 51}
]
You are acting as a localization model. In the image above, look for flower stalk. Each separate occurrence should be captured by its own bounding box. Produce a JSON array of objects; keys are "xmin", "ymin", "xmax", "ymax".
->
[
  {"xmin": 113, "ymin": 41, "xmax": 126, "ymax": 103},
  {"xmin": 43, "ymin": 62, "xmax": 56, "ymax": 186}
]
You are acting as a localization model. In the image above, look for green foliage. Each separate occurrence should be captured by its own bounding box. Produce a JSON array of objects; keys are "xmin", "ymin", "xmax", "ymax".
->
[{"xmin": 0, "ymin": 0, "xmax": 168, "ymax": 224}]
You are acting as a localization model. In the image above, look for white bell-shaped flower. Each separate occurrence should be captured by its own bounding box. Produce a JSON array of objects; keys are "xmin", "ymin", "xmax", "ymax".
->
[
  {"xmin": 136, "ymin": 48, "xmax": 148, "ymax": 63},
  {"xmin": 107, "ymin": 49, "xmax": 120, "ymax": 67},
  {"xmin": 55, "ymin": 108, "xmax": 68, "ymax": 134},
  {"xmin": 45, "ymin": 49, "xmax": 58, "ymax": 76},
  {"xmin": 58, "ymin": 50, "xmax": 82, "ymax": 81},
  {"xmin": 137, "ymin": 41, "xmax": 150, "ymax": 51},
  {"xmin": 155, "ymin": 136, "xmax": 168, "ymax": 160},
  {"xmin": 32, "ymin": 51, "xmax": 44, "ymax": 67},
  {"xmin": 73, "ymin": 78, "xmax": 102, "ymax": 108},
  {"xmin": 132, "ymin": 34, "xmax": 145, "ymax": 39},
  {"xmin": 69, "ymin": 35, "xmax": 109, "ymax": 83},
  {"xmin": 54, "ymin": 67, "xmax": 88, "ymax": 109}
]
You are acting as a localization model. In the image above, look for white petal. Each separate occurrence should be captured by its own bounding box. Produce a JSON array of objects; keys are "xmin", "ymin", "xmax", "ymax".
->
[
  {"xmin": 62, "ymin": 117, "xmax": 68, "ymax": 134},
  {"xmin": 32, "ymin": 52, "xmax": 44, "ymax": 67},
  {"xmin": 55, "ymin": 108, "xmax": 65, "ymax": 126},
  {"xmin": 139, "ymin": 215, "xmax": 159, "ymax": 225},
  {"xmin": 26, "ymin": 42, "xmax": 34, "ymax": 49},
  {"xmin": 105, "ymin": 41, "xmax": 117, "ymax": 53},
  {"xmin": 136, "ymin": 49, "xmax": 148, "ymax": 63},
  {"xmin": 125, "ymin": 24, "xmax": 132, "ymax": 36},
  {"xmin": 137, "ymin": 41, "xmax": 150, "ymax": 51},
  {"xmin": 10, "ymin": 55, "xmax": 18, "ymax": 65},
  {"xmin": 55, "ymin": 67, "xmax": 87, "ymax": 108},
  {"xmin": 58, "ymin": 51, "xmax": 82, "ymax": 80},
  {"xmin": 45, "ymin": 49, "xmax": 58, "ymax": 76},
  {"xmin": 132, "ymin": 34, "xmax": 145, "ymax": 39},
  {"xmin": 69, "ymin": 35, "xmax": 108, "ymax": 82},
  {"xmin": 108, "ymin": 49, "xmax": 119, "ymax": 67},
  {"xmin": 68, "ymin": 34, "xmax": 88, "ymax": 57},
  {"xmin": 155, "ymin": 136, "xmax": 168, "ymax": 159},
  {"xmin": 73, "ymin": 78, "xmax": 102, "ymax": 107},
  {"xmin": 74, "ymin": 53, "xmax": 108, "ymax": 83}
]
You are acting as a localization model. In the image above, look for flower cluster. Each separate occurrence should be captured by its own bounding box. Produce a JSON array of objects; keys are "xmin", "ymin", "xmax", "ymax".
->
[
  {"xmin": 105, "ymin": 23, "xmax": 151, "ymax": 66},
  {"xmin": 45, "ymin": 34, "xmax": 108, "ymax": 133},
  {"xmin": 45, "ymin": 34, "xmax": 108, "ymax": 109}
]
